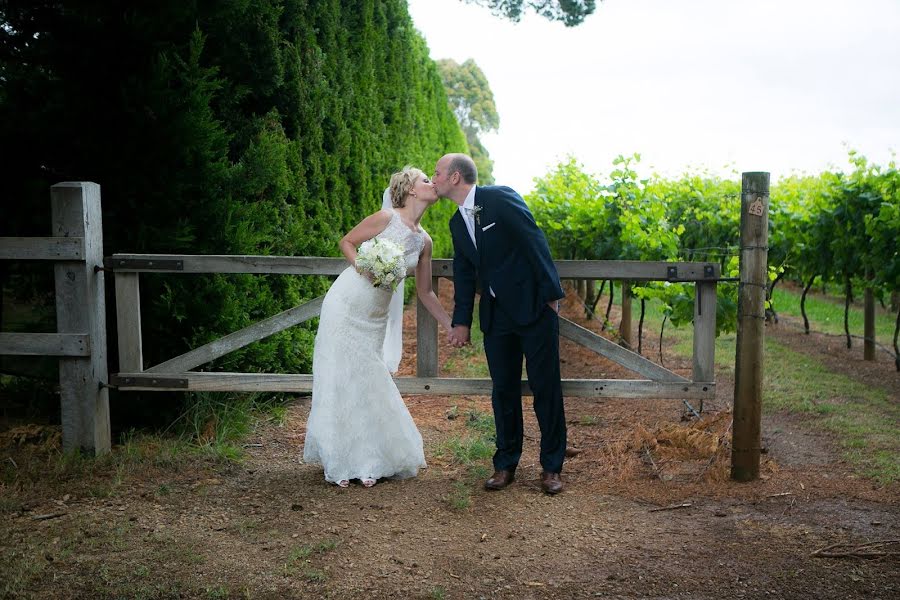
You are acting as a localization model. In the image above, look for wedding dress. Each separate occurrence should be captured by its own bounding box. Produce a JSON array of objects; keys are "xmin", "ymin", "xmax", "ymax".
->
[{"xmin": 303, "ymin": 209, "xmax": 427, "ymax": 484}]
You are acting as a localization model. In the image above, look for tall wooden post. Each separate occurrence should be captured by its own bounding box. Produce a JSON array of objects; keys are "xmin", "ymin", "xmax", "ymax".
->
[
  {"xmin": 416, "ymin": 276, "xmax": 439, "ymax": 377},
  {"xmin": 620, "ymin": 281, "xmax": 632, "ymax": 349},
  {"xmin": 51, "ymin": 182, "xmax": 110, "ymax": 455},
  {"xmin": 732, "ymin": 172, "xmax": 769, "ymax": 481}
]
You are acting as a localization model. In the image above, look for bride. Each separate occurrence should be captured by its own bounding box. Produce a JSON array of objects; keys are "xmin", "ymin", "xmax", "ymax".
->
[{"xmin": 303, "ymin": 166, "xmax": 453, "ymax": 488}]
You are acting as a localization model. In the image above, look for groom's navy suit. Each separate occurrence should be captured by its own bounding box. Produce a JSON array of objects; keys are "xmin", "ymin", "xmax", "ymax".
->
[{"xmin": 450, "ymin": 185, "xmax": 567, "ymax": 474}]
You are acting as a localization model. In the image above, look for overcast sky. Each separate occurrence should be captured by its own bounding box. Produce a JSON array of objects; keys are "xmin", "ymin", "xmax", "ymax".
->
[{"xmin": 407, "ymin": 0, "xmax": 900, "ymax": 194}]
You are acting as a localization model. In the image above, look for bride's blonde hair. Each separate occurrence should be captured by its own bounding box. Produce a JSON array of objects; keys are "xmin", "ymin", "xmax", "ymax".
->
[{"xmin": 388, "ymin": 166, "xmax": 425, "ymax": 208}]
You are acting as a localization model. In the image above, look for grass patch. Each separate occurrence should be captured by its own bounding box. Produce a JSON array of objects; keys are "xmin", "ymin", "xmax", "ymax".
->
[
  {"xmin": 431, "ymin": 586, "xmax": 448, "ymax": 600},
  {"xmin": 204, "ymin": 585, "xmax": 229, "ymax": 598},
  {"xmin": 0, "ymin": 547, "xmax": 46, "ymax": 598},
  {"xmin": 302, "ymin": 568, "xmax": 327, "ymax": 583},
  {"xmin": 771, "ymin": 284, "xmax": 896, "ymax": 344},
  {"xmin": 464, "ymin": 407, "xmax": 496, "ymax": 438},
  {"xmin": 447, "ymin": 480, "xmax": 472, "ymax": 510},
  {"xmin": 436, "ymin": 406, "xmax": 496, "ymax": 510},
  {"xmin": 282, "ymin": 538, "xmax": 339, "ymax": 578},
  {"xmin": 763, "ymin": 339, "xmax": 899, "ymax": 484}
]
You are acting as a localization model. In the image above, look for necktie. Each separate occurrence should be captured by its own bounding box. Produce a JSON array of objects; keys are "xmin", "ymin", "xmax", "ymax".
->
[{"xmin": 463, "ymin": 208, "xmax": 477, "ymax": 247}]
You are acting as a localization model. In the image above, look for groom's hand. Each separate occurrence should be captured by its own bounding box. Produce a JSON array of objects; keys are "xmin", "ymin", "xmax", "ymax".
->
[
  {"xmin": 449, "ymin": 325, "xmax": 471, "ymax": 347},
  {"xmin": 547, "ymin": 300, "xmax": 560, "ymax": 313}
]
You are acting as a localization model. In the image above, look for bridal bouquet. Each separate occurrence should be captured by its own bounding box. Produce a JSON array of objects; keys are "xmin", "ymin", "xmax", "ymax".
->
[{"xmin": 356, "ymin": 237, "xmax": 406, "ymax": 291}]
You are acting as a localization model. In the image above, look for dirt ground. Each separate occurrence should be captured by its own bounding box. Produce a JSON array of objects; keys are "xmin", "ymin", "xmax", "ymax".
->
[{"xmin": 1, "ymin": 285, "xmax": 898, "ymax": 599}]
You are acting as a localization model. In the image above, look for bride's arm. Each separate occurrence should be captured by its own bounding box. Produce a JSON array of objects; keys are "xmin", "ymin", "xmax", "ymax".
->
[
  {"xmin": 339, "ymin": 210, "xmax": 392, "ymax": 268},
  {"xmin": 415, "ymin": 234, "xmax": 453, "ymax": 332}
]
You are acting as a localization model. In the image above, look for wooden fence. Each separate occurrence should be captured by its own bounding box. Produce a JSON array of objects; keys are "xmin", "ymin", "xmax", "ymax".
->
[{"xmin": 2, "ymin": 179, "xmax": 770, "ymax": 482}]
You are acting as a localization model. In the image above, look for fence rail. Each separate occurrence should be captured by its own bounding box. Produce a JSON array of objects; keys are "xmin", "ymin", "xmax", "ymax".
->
[{"xmin": 106, "ymin": 253, "xmax": 721, "ymax": 281}]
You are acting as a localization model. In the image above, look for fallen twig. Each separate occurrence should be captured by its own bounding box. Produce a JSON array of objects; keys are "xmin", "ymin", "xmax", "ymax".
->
[
  {"xmin": 767, "ymin": 492, "xmax": 793, "ymax": 498},
  {"xmin": 649, "ymin": 502, "xmax": 693, "ymax": 513},
  {"xmin": 780, "ymin": 496, "xmax": 796, "ymax": 517},
  {"xmin": 811, "ymin": 540, "xmax": 900, "ymax": 559},
  {"xmin": 642, "ymin": 445, "xmax": 662, "ymax": 480},
  {"xmin": 31, "ymin": 512, "xmax": 66, "ymax": 521}
]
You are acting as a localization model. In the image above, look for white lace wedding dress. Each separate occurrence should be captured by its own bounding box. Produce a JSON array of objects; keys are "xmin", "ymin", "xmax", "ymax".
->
[{"xmin": 303, "ymin": 209, "xmax": 427, "ymax": 484}]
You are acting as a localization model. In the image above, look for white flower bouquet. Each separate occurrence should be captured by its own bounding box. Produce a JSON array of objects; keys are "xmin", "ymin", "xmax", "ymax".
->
[{"xmin": 356, "ymin": 237, "xmax": 406, "ymax": 291}]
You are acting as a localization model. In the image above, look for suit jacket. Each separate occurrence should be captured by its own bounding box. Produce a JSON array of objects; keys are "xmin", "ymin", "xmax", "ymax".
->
[{"xmin": 450, "ymin": 185, "xmax": 565, "ymax": 333}]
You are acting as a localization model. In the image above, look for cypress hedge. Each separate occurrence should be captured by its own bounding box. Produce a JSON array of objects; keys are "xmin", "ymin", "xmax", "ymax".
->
[{"xmin": 0, "ymin": 0, "xmax": 467, "ymax": 379}]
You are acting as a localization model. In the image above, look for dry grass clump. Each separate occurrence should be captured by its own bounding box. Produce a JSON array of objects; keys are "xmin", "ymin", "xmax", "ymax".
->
[
  {"xmin": 0, "ymin": 424, "xmax": 61, "ymax": 452},
  {"xmin": 590, "ymin": 438, "xmax": 644, "ymax": 481},
  {"xmin": 631, "ymin": 411, "xmax": 735, "ymax": 482}
]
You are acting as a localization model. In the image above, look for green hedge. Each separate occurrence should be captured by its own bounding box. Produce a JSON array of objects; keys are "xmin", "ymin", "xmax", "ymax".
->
[{"xmin": 0, "ymin": 0, "xmax": 467, "ymax": 375}]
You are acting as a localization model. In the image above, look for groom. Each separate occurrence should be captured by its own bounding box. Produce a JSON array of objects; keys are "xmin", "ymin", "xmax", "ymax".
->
[{"xmin": 433, "ymin": 153, "xmax": 567, "ymax": 495}]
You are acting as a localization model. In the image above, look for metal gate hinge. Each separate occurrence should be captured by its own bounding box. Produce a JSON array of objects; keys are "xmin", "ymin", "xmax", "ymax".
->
[
  {"xmin": 111, "ymin": 375, "xmax": 188, "ymax": 389},
  {"xmin": 109, "ymin": 258, "xmax": 184, "ymax": 271}
]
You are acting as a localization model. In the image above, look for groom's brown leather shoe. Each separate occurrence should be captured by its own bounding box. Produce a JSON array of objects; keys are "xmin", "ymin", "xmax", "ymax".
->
[
  {"xmin": 484, "ymin": 470, "xmax": 515, "ymax": 491},
  {"xmin": 541, "ymin": 471, "xmax": 563, "ymax": 495}
]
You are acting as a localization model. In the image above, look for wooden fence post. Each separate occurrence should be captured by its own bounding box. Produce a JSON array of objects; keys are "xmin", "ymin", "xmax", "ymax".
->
[
  {"xmin": 416, "ymin": 276, "xmax": 439, "ymax": 377},
  {"xmin": 51, "ymin": 182, "xmax": 110, "ymax": 455},
  {"xmin": 732, "ymin": 172, "xmax": 769, "ymax": 481},
  {"xmin": 693, "ymin": 280, "xmax": 717, "ymax": 413}
]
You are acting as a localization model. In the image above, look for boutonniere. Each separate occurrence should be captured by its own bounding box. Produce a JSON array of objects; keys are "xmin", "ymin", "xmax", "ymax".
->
[{"xmin": 472, "ymin": 204, "xmax": 482, "ymax": 226}]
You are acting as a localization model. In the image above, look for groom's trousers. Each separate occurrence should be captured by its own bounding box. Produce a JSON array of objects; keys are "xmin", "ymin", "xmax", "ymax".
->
[{"xmin": 482, "ymin": 299, "xmax": 567, "ymax": 474}]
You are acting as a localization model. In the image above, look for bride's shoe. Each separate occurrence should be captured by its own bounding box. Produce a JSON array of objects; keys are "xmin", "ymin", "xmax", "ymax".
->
[
  {"xmin": 361, "ymin": 477, "xmax": 376, "ymax": 488},
  {"xmin": 336, "ymin": 479, "xmax": 350, "ymax": 488}
]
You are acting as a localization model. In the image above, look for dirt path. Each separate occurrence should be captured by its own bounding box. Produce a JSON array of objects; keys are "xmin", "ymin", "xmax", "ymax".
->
[{"xmin": 2, "ymin": 288, "xmax": 898, "ymax": 599}]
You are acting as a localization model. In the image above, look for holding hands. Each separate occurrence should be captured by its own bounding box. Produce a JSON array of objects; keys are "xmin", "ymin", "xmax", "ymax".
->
[{"xmin": 448, "ymin": 325, "xmax": 470, "ymax": 348}]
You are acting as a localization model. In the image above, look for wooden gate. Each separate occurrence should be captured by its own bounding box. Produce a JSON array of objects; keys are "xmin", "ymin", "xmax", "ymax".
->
[{"xmin": 108, "ymin": 255, "xmax": 718, "ymax": 402}]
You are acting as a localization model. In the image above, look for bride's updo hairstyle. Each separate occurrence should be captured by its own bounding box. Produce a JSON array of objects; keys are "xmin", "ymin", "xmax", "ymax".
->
[{"xmin": 388, "ymin": 166, "xmax": 425, "ymax": 208}]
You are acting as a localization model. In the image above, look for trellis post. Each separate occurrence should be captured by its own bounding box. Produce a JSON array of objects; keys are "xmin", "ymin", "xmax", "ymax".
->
[{"xmin": 732, "ymin": 172, "xmax": 769, "ymax": 481}]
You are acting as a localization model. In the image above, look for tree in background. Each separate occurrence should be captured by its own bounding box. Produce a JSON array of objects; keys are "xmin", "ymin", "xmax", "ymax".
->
[
  {"xmin": 462, "ymin": 0, "xmax": 597, "ymax": 26},
  {"xmin": 437, "ymin": 58, "xmax": 499, "ymax": 184}
]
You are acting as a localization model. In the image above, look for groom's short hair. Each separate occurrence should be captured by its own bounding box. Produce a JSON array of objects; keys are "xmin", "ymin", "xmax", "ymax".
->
[{"xmin": 448, "ymin": 154, "xmax": 478, "ymax": 185}]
